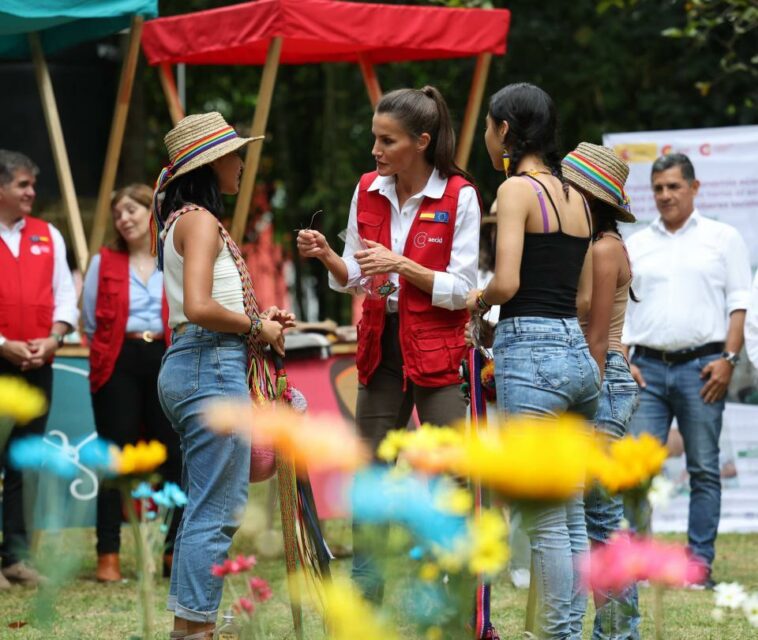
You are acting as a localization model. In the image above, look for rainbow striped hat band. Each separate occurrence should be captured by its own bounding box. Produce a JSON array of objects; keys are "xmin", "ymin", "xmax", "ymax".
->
[
  {"xmin": 150, "ymin": 112, "xmax": 263, "ymax": 266},
  {"xmin": 562, "ymin": 142, "xmax": 635, "ymax": 223}
]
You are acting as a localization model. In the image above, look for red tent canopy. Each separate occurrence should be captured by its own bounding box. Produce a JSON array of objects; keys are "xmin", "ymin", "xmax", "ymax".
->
[{"xmin": 141, "ymin": 0, "xmax": 510, "ymax": 66}]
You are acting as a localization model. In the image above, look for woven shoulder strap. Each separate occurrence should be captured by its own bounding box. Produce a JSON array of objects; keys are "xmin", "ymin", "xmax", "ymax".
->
[{"xmin": 162, "ymin": 205, "xmax": 276, "ymax": 402}]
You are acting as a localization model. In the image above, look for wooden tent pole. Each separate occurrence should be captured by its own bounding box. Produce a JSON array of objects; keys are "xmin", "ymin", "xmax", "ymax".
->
[
  {"xmin": 159, "ymin": 62, "xmax": 184, "ymax": 126},
  {"xmin": 29, "ymin": 32, "xmax": 88, "ymax": 274},
  {"xmin": 358, "ymin": 56, "xmax": 382, "ymax": 108},
  {"xmin": 230, "ymin": 36, "xmax": 282, "ymax": 244},
  {"xmin": 455, "ymin": 52, "xmax": 492, "ymax": 171},
  {"xmin": 88, "ymin": 15, "xmax": 144, "ymax": 261}
]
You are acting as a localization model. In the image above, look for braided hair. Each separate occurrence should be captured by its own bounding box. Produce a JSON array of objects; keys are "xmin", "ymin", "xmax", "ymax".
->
[{"xmin": 489, "ymin": 83, "xmax": 568, "ymax": 196}]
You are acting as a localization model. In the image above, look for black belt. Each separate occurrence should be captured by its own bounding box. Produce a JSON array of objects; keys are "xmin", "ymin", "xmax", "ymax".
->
[{"xmin": 633, "ymin": 342, "xmax": 724, "ymax": 365}]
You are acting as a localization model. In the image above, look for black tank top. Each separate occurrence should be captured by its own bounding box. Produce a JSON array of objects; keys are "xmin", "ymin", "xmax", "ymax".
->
[{"xmin": 499, "ymin": 174, "xmax": 591, "ymax": 321}]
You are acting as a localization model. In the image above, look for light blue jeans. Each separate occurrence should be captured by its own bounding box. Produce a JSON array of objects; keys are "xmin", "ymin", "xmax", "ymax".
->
[
  {"xmin": 493, "ymin": 316, "xmax": 600, "ymax": 640},
  {"xmin": 586, "ymin": 351, "xmax": 640, "ymax": 640},
  {"xmin": 157, "ymin": 324, "xmax": 251, "ymax": 623},
  {"xmin": 628, "ymin": 351, "xmax": 724, "ymax": 570}
]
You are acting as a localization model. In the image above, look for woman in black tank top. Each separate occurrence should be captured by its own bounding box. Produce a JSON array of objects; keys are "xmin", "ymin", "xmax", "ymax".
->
[{"xmin": 466, "ymin": 83, "xmax": 601, "ymax": 640}]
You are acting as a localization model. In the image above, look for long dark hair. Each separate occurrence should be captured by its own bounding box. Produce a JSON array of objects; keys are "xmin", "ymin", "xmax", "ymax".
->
[
  {"xmin": 376, "ymin": 86, "xmax": 471, "ymax": 181},
  {"xmin": 160, "ymin": 164, "xmax": 224, "ymax": 222},
  {"xmin": 592, "ymin": 202, "xmax": 639, "ymax": 302},
  {"xmin": 489, "ymin": 82, "xmax": 567, "ymax": 194}
]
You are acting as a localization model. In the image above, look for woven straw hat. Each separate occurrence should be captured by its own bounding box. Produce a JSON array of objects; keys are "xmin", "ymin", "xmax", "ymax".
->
[
  {"xmin": 159, "ymin": 112, "xmax": 263, "ymax": 192},
  {"xmin": 562, "ymin": 142, "xmax": 636, "ymax": 223}
]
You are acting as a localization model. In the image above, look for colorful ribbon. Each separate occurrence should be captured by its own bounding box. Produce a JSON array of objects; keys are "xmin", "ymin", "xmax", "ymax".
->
[{"xmin": 563, "ymin": 151, "xmax": 631, "ymax": 211}]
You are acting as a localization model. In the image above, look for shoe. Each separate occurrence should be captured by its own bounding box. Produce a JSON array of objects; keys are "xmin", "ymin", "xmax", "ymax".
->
[
  {"xmin": 687, "ymin": 576, "xmax": 717, "ymax": 591},
  {"xmin": 2, "ymin": 562, "xmax": 47, "ymax": 587},
  {"xmin": 96, "ymin": 553, "xmax": 122, "ymax": 582},
  {"xmin": 0, "ymin": 571, "xmax": 11, "ymax": 590}
]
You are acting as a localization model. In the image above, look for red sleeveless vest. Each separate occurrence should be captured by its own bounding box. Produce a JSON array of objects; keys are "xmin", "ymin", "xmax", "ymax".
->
[
  {"xmin": 0, "ymin": 216, "xmax": 55, "ymax": 342},
  {"xmin": 354, "ymin": 171, "xmax": 474, "ymax": 387},
  {"xmin": 89, "ymin": 247, "xmax": 170, "ymax": 392}
]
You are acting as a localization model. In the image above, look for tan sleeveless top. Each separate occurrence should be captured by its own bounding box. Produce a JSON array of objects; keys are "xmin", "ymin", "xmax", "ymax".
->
[{"xmin": 581, "ymin": 232, "xmax": 632, "ymax": 354}]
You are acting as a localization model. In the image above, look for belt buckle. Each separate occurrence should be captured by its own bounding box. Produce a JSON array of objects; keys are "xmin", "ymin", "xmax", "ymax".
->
[
  {"xmin": 661, "ymin": 350, "xmax": 674, "ymax": 364},
  {"xmin": 142, "ymin": 330, "xmax": 154, "ymax": 343}
]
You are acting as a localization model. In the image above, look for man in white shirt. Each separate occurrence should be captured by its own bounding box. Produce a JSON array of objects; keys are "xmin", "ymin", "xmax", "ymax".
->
[
  {"xmin": 622, "ymin": 153, "xmax": 751, "ymax": 587},
  {"xmin": 0, "ymin": 150, "xmax": 78, "ymax": 589}
]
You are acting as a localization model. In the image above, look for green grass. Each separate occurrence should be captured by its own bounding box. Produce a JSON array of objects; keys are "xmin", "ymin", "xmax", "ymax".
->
[{"xmin": 1, "ymin": 499, "xmax": 757, "ymax": 640}]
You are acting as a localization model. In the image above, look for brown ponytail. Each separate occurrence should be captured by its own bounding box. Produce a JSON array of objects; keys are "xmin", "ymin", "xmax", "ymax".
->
[{"xmin": 376, "ymin": 86, "xmax": 472, "ymax": 181}]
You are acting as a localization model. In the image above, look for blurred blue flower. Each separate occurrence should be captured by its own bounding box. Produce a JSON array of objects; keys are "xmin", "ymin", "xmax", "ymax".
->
[
  {"xmin": 350, "ymin": 466, "xmax": 466, "ymax": 551},
  {"xmin": 132, "ymin": 482, "xmax": 153, "ymax": 499},
  {"xmin": 153, "ymin": 482, "xmax": 187, "ymax": 509},
  {"xmin": 9, "ymin": 435, "xmax": 113, "ymax": 479}
]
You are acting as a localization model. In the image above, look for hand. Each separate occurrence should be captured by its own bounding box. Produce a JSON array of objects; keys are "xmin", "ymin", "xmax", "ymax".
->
[
  {"xmin": 297, "ymin": 230, "xmax": 331, "ymax": 260},
  {"xmin": 260, "ymin": 318, "xmax": 285, "ymax": 357},
  {"xmin": 629, "ymin": 363, "xmax": 647, "ymax": 389},
  {"xmin": 466, "ymin": 288, "xmax": 483, "ymax": 314},
  {"xmin": 261, "ymin": 306, "xmax": 297, "ymax": 330},
  {"xmin": 700, "ymin": 358, "xmax": 733, "ymax": 403},
  {"xmin": 354, "ymin": 240, "xmax": 402, "ymax": 276},
  {"xmin": 465, "ymin": 319, "xmax": 494, "ymax": 349},
  {"xmin": 26, "ymin": 337, "xmax": 59, "ymax": 370},
  {"xmin": 0, "ymin": 339, "xmax": 35, "ymax": 368}
]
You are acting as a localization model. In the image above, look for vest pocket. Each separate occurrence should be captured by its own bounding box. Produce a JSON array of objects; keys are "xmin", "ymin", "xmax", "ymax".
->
[{"xmin": 408, "ymin": 334, "xmax": 454, "ymax": 376}]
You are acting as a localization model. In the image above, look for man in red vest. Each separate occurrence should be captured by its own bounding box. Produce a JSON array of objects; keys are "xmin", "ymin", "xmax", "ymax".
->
[{"xmin": 0, "ymin": 150, "xmax": 78, "ymax": 589}]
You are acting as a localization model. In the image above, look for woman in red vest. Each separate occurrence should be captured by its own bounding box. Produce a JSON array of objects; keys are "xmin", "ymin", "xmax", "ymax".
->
[
  {"xmin": 82, "ymin": 184, "xmax": 182, "ymax": 582},
  {"xmin": 297, "ymin": 86, "xmax": 481, "ymax": 603}
]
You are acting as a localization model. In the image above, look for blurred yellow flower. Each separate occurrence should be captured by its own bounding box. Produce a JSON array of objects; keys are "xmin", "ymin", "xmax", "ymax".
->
[
  {"xmin": 467, "ymin": 509, "xmax": 509, "ymax": 576},
  {"xmin": 377, "ymin": 424, "xmax": 464, "ymax": 474},
  {"xmin": 589, "ymin": 433, "xmax": 668, "ymax": 494},
  {"xmin": 324, "ymin": 578, "xmax": 398, "ymax": 640},
  {"xmin": 0, "ymin": 376, "xmax": 47, "ymax": 424},
  {"xmin": 426, "ymin": 627, "xmax": 443, "ymax": 640},
  {"xmin": 435, "ymin": 486, "xmax": 473, "ymax": 515},
  {"xmin": 111, "ymin": 440, "xmax": 167, "ymax": 475},
  {"xmin": 419, "ymin": 562, "xmax": 440, "ymax": 582},
  {"xmin": 455, "ymin": 415, "xmax": 593, "ymax": 501},
  {"xmin": 204, "ymin": 401, "xmax": 369, "ymax": 475}
]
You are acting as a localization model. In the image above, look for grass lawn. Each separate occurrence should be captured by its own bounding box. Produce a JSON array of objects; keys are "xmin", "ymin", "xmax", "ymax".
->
[{"xmin": 1, "ymin": 493, "xmax": 756, "ymax": 640}]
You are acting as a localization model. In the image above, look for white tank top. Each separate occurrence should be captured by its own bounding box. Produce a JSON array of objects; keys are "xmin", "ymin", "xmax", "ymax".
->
[{"xmin": 163, "ymin": 222, "xmax": 245, "ymax": 328}]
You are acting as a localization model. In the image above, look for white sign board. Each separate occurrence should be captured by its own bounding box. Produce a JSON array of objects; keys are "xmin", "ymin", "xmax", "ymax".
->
[{"xmin": 603, "ymin": 125, "xmax": 758, "ymax": 267}]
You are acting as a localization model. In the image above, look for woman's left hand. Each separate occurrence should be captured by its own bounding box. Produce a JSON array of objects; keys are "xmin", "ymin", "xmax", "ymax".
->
[
  {"xmin": 261, "ymin": 306, "xmax": 297, "ymax": 329},
  {"xmin": 466, "ymin": 288, "xmax": 483, "ymax": 314},
  {"xmin": 354, "ymin": 240, "xmax": 403, "ymax": 275}
]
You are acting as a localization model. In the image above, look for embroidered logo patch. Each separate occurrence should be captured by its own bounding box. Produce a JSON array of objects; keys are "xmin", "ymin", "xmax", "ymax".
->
[{"xmin": 419, "ymin": 210, "xmax": 449, "ymax": 223}]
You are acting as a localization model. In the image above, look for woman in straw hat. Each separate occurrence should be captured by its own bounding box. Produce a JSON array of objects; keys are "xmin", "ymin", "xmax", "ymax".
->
[
  {"xmin": 564, "ymin": 142, "xmax": 641, "ymax": 640},
  {"xmin": 83, "ymin": 184, "xmax": 182, "ymax": 583},
  {"xmin": 152, "ymin": 112, "xmax": 295, "ymax": 639},
  {"xmin": 466, "ymin": 83, "xmax": 599, "ymax": 639}
]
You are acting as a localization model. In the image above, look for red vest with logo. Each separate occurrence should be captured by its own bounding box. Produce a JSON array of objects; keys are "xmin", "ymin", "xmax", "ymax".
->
[
  {"xmin": 89, "ymin": 247, "xmax": 170, "ymax": 392},
  {"xmin": 0, "ymin": 216, "xmax": 55, "ymax": 342},
  {"xmin": 355, "ymin": 171, "xmax": 474, "ymax": 387}
]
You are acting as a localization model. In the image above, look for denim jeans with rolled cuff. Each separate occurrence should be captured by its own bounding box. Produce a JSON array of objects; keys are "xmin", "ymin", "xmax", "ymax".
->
[{"xmin": 157, "ymin": 323, "xmax": 251, "ymax": 624}]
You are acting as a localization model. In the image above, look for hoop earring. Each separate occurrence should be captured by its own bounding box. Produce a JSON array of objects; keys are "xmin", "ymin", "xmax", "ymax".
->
[{"xmin": 502, "ymin": 150, "xmax": 511, "ymax": 178}]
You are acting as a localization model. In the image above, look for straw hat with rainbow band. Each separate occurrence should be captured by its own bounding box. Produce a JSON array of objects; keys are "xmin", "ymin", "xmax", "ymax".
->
[
  {"xmin": 150, "ymin": 112, "xmax": 263, "ymax": 266},
  {"xmin": 561, "ymin": 142, "xmax": 635, "ymax": 223}
]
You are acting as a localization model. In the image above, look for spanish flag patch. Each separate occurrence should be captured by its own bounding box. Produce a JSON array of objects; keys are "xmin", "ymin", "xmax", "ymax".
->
[{"xmin": 419, "ymin": 210, "xmax": 449, "ymax": 223}]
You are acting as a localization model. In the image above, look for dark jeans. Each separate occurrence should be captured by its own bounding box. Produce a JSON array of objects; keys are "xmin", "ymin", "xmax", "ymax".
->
[
  {"xmin": 92, "ymin": 339, "xmax": 182, "ymax": 555},
  {"xmin": 628, "ymin": 351, "xmax": 724, "ymax": 569},
  {"xmin": 0, "ymin": 360, "xmax": 53, "ymax": 567},
  {"xmin": 351, "ymin": 315, "xmax": 467, "ymax": 603}
]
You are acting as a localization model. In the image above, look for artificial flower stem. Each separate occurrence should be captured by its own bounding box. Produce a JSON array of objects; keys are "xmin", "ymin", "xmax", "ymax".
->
[
  {"xmin": 653, "ymin": 585, "xmax": 664, "ymax": 640},
  {"xmin": 122, "ymin": 487, "xmax": 155, "ymax": 640}
]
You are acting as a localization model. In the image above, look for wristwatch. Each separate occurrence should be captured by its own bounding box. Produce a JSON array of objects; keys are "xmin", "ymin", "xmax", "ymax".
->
[
  {"xmin": 721, "ymin": 351, "xmax": 740, "ymax": 367},
  {"xmin": 50, "ymin": 331, "xmax": 65, "ymax": 348}
]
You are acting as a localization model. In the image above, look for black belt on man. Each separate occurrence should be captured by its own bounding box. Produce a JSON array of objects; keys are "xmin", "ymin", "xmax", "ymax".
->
[{"xmin": 633, "ymin": 342, "xmax": 724, "ymax": 365}]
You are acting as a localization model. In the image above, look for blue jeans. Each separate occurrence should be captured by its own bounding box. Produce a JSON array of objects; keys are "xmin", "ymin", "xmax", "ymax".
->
[
  {"xmin": 586, "ymin": 351, "xmax": 640, "ymax": 640},
  {"xmin": 157, "ymin": 324, "xmax": 251, "ymax": 623},
  {"xmin": 628, "ymin": 351, "xmax": 724, "ymax": 569},
  {"xmin": 493, "ymin": 317, "xmax": 600, "ymax": 640}
]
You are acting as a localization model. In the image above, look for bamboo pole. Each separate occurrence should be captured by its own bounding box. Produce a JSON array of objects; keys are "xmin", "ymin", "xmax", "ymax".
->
[
  {"xmin": 358, "ymin": 56, "xmax": 382, "ymax": 108},
  {"xmin": 29, "ymin": 33, "xmax": 88, "ymax": 274},
  {"xmin": 230, "ymin": 37, "xmax": 282, "ymax": 244},
  {"xmin": 88, "ymin": 16, "xmax": 144, "ymax": 261},
  {"xmin": 158, "ymin": 62, "xmax": 184, "ymax": 126},
  {"xmin": 455, "ymin": 53, "xmax": 492, "ymax": 171}
]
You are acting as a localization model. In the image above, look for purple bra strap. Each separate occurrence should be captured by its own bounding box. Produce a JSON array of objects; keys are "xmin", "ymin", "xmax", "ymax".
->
[{"xmin": 519, "ymin": 174, "xmax": 550, "ymax": 232}]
